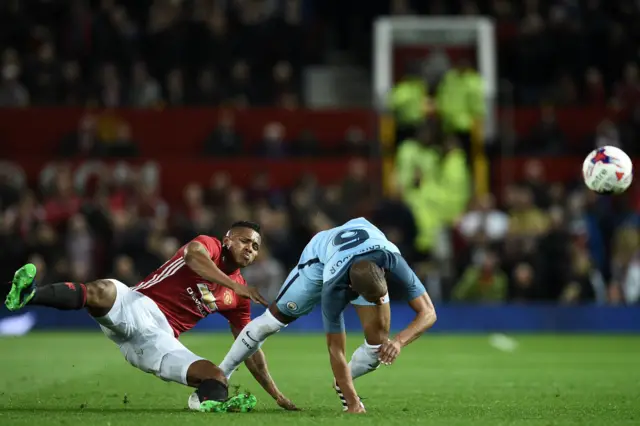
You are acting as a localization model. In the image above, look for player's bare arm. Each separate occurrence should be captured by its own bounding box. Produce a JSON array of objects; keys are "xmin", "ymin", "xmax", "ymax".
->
[
  {"xmin": 326, "ymin": 332, "xmax": 365, "ymax": 413},
  {"xmin": 183, "ymin": 241, "xmax": 266, "ymax": 306},
  {"xmin": 379, "ymin": 293, "xmax": 437, "ymax": 365},
  {"xmin": 230, "ymin": 325, "xmax": 298, "ymax": 411}
]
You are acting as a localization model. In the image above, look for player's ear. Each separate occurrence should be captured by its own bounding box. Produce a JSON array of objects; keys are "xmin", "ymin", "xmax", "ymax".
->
[{"xmin": 222, "ymin": 235, "xmax": 231, "ymax": 249}]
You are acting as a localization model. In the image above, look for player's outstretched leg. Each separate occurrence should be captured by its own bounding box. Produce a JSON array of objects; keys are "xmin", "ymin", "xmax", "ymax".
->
[
  {"xmin": 218, "ymin": 305, "xmax": 287, "ymax": 379},
  {"xmin": 186, "ymin": 360, "xmax": 257, "ymax": 413},
  {"xmin": 5, "ymin": 264, "xmax": 117, "ymax": 317}
]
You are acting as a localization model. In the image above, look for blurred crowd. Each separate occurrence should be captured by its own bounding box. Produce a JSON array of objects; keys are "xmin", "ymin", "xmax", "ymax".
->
[
  {"xmin": 0, "ymin": 158, "xmax": 376, "ymax": 304},
  {"xmin": 2, "ymin": 0, "xmax": 640, "ymax": 307},
  {"xmin": 505, "ymin": 106, "xmax": 640, "ymax": 157},
  {"xmin": 2, "ymin": 146, "xmax": 640, "ymax": 306},
  {"xmin": 3, "ymin": 0, "xmax": 640, "ymax": 107},
  {"xmin": 55, "ymin": 109, "xmax": 374, "ymax": 160},
  {"xmin": 454, "ymin": 162, "xmax": 640, "ymax": 305},
  {"xmin": 0, "ymin": 0, "xmax": 309, "ymax": 108},
  {"xmin": 372, "ymin": 0, "xmax": 640, "ymax": 108},
  {"xmin": 491, "ymin": 0, "xmax": 640, "ymax": 107}
]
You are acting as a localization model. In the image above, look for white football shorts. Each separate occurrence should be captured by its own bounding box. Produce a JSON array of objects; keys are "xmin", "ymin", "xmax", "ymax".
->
[{"xmin": 94, "ymin": 279, "xmax": 204, "ymax": 385}]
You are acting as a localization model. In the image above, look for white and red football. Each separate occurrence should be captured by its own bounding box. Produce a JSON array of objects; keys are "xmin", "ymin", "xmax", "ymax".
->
[{"xmin": 582, "ymin": 146, "xmax": 633, "ymax": 194}]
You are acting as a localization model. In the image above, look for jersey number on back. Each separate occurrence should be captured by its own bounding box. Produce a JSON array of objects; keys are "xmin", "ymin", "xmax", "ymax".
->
[{"xmin": 333, "ymin": 229, "xmax": 370, "ymax": 252}]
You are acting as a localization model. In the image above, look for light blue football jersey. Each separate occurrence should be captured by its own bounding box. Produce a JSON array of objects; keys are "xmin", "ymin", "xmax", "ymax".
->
[
  {"xmin": 320, "ymin": 249, "xmax": 426, "ymax": 333},
  {"xmin": 297, "ymin": 217, "xmax": 401, "ymax": 284},
  {"xmin": 275, "ymin": 217, "xmax": 426, "ymax": 333}
]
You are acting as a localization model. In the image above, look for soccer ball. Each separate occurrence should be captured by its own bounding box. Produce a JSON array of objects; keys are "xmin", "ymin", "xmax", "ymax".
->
[{"xmin": 582, "ymin": 146, "xmax": 633, "ymax": 194}]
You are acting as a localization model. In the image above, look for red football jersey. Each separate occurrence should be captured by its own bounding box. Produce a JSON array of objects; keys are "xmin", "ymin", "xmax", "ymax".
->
[{"xmin": 133, "ymin": 235, "xmax": 251, "ymax": 337}]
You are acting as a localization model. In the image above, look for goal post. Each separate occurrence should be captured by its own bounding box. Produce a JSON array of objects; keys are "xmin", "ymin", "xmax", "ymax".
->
[{"xmin": 373, "ymin": 16, "xmax": 497, "ymax": 197}]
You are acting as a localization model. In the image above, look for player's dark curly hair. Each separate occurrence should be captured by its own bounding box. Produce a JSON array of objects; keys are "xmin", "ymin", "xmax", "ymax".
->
[{"xmin": 230, "ymin": 221, "xmax": 261, "ymax": 234}]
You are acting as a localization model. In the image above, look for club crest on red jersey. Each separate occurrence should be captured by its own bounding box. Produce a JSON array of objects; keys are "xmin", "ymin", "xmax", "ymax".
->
[{"xmin": 223, "ymin": 290, "xmax": 233, "ymax": 305}]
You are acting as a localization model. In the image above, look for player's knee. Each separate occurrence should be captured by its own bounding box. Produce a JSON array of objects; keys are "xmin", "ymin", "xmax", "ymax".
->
[
  {"xmin": 253, "ymin": 309, "xmax": 287, "ymax": 339},
  {"xmin": 186, "ymin": 359, "xmax": 227, "ymax": 387},
  {"xmin": 85, "ymin": 280, "xmax": 117, "ymax": 309},
  {"xmin": 268, "ymin": 303, "xmax": 296, "ymax": 324}
]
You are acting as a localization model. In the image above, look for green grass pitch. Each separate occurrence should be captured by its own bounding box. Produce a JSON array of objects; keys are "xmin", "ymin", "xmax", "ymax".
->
[{"xmin": 0, "ymin": 332, "xmax": 639, "ymax": 425}]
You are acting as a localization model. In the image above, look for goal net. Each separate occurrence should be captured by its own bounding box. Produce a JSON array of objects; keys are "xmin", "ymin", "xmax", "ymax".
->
[{"xmin": 373, "ymin": 16, "xmax": 497, "ymax": 196}]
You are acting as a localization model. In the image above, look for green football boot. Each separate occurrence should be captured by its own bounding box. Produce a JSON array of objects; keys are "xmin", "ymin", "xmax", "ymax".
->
[
  {"xmin": 198, "ymin": 400, "xmax": 228, "ymax": 413},
  {"xmin": 199, "ymin": 394, "xmax": 257, "ymax": 413},
  {"xmin": 225, "ymin": 393, "xmax": 257, "ymax": 413},
  {"xmin": 5, "ymin": 264, "xmax": 37, "ymax": 311}
]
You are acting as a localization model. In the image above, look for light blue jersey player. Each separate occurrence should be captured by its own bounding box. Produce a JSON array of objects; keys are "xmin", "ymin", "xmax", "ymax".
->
[
  {"xmin": 218, "ymin": 218, "xmax": 437, "ymax": 413},
  {"xmin": 274, "ymin": 217, "xmax": 400, "ymax": 318}
]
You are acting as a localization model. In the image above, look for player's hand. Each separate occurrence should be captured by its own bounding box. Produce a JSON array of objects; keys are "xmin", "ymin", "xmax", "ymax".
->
[
  {"xmin": 276, "ymin": 395, "xmax": 299, "ymax": 411},
  {"xmin": 236, "ymin": 286, "xmax": 268, "ymax": 306},
  {"xmin": 345, "ymin": 403, "xmax": 366, "ymax": 414},
  {"xmin": 378, "ymin": 339, "xmax": 402, "ymax": 365}
]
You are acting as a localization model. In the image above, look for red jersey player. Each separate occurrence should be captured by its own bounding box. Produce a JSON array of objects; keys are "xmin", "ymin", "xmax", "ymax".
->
[{"xmin": 5, "ymin": 221, "xmax": 297, "ymax": 413}]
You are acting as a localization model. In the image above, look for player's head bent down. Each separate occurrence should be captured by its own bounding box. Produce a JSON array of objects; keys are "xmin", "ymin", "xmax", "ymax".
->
[
  {"xmin": 349, "ymin": 260, "xmax": 388, "ymax": 304},
  {"xmin": 222, "ymin": 221, "xmax": 262, "ymax": 268}
]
